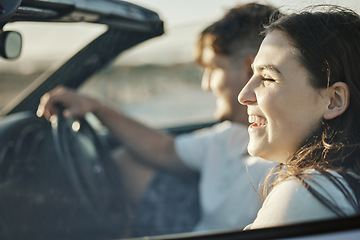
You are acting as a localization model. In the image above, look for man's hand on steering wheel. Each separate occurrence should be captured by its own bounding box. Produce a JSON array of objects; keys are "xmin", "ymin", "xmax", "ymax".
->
[{"xmin": 37, "ymin": 85, "xmax": 100, "ymax": 121}]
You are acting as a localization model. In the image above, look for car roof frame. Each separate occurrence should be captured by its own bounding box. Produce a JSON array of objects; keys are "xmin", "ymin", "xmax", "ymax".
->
[{"xmin": 5, "ymin": 0, "xmax": 163, "ymax": 31}]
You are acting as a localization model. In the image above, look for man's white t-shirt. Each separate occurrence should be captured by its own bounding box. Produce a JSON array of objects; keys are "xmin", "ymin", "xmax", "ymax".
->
[{"xmin": 174, "ymin": 121, "xmax": 276, "ymax": 231}]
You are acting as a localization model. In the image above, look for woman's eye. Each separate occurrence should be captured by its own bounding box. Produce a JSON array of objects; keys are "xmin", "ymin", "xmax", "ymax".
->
[
  {"xmin": 261, "ymin": 77, "xmax": 275, "ymax": 82},
  {"xmin": 260, "ymin": 77, "xmax": 276, "ymax": 86}
]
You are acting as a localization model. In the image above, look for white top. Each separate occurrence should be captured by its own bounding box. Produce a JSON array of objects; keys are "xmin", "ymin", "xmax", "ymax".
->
[
  {"xmin": 174, "ymin": 121, "xmax": 276, "ymax": 232},
  {"xmin": 249, "ymin": 170, "xmax": 358, "ymax": 229}
]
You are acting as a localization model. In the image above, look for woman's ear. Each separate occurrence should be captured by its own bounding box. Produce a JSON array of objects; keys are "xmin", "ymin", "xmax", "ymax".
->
[{"xmin": 323, "ymin": 82, "xmax": 350, "ymax": 120}]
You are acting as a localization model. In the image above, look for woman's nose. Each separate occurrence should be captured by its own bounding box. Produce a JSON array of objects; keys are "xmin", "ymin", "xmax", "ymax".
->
[{"xmin": 238, "ymin": 80, "xmax": 256, "ymax": 105}]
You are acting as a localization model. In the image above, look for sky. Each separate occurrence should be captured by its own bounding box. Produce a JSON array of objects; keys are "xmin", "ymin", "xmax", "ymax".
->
[{"xmin": 2, "ymin": 0, "xmax": 360, "ymax": 69}]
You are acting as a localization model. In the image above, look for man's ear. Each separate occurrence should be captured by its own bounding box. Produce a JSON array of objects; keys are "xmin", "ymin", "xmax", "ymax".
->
[
  {"xmin": 243, "ymin": 56, "xmax": 255, "ymax": 79},
  {"xmin": 323, "ymin": 82, "xmax": 350, "ymax": 120}
]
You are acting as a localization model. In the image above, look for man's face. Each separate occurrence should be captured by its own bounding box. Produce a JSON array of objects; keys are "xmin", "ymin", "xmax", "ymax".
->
[{"xmin": 200, "ymin": 46, "xmax": 250, "ymax": 124}]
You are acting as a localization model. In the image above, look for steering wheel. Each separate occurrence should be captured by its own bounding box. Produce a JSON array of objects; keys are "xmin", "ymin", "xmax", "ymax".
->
[{"xmin": 51, "ymin": 109, "xmax": 125, "ymax": 228}]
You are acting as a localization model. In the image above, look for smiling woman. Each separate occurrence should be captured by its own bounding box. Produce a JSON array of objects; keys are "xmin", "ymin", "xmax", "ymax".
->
[
  {"xmin": 239, "ymin": 5, "xmax": 360, "ymax": 229},
  {"xmin": 240, "ymin": 30, "xmax": 328, "ymax": 164}
]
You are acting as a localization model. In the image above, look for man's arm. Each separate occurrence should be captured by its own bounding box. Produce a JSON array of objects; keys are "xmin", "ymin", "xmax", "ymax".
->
[
  {"xmin": 37, "ymin": 86, "xmax": 192, "ymax": 173},
  {"xmin": 93, "ymin": 102, "xmax": 191, "ymax": 172}
]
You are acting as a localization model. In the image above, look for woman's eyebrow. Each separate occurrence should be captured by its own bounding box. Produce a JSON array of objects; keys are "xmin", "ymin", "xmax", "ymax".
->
[{"xmin": 251, "ymin": 63, "xmax": 281, "ymax": 74}]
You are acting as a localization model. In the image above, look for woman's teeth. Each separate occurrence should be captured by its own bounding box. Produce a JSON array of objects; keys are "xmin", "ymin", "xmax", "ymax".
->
[{"xmin": 248, "ymin": 115, "xmax": 267, "ymax": 126}]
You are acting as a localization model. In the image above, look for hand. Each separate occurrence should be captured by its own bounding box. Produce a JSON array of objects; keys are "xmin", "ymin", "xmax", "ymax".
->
[{"xmin": 37, "ymin": 86, "xmax": 99, "ymax": 121}]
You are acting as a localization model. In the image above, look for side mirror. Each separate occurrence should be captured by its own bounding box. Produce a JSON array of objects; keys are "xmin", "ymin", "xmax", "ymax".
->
[{"xmin": 0, "ymin": 31, "xmax": 22, "ymax": 59}]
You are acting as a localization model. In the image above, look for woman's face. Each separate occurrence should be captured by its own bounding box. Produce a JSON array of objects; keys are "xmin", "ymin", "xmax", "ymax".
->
[{"xmin": 238, "ymin": 30, "xmax": 328, "ymax": 163}]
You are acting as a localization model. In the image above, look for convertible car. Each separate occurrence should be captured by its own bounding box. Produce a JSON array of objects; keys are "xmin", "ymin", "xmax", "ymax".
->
[{"xmin": 0, "ymin": 0, "xmax": 360, "ymax": 240}]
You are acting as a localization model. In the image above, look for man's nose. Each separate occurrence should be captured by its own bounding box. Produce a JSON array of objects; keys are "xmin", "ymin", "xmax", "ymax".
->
[{"xmin": 201, "ymin": 70, "xmax": 211, "ymax": 91}]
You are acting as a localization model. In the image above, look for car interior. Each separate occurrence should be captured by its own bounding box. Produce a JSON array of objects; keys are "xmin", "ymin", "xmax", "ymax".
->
[{"xmin": 0, "ymin": 1, "xmax": 359, "ymax": 240}]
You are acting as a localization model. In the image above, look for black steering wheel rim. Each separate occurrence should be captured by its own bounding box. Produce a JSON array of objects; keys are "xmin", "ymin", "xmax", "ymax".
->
[{"xmin": 51, "ymin": 109, "xmax": 125, "ymax": 228}]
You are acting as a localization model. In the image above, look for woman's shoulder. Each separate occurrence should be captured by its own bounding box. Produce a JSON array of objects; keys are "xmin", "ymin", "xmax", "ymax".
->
[
  {"xmin": 250, "ymin": 170, "xmax": 357, "ymax": 229},
  {"xmin": 279, "ymin": 171, "xmax": 357, "ymax": 214},
  {"xmin": 266, "ymin": 175, "xmax": 331, "ymax": 211}
]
